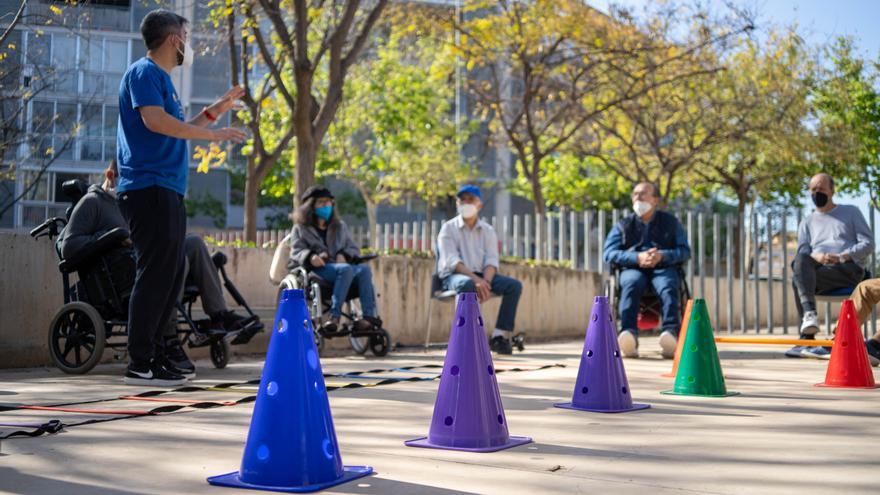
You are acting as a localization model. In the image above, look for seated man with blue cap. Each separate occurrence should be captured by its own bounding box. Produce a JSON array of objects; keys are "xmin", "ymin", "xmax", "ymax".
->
[{"xmin": 436, "ymin": 184, "xmax": 523, "ymax": 354}]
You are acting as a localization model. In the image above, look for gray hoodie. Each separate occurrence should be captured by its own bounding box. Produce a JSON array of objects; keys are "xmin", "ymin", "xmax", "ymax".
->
[{"xmin": 60, "ymin": 184, "xmax": 129, "ymax": 261}]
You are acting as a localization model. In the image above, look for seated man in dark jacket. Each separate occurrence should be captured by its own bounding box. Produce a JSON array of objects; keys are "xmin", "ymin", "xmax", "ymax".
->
[
  {"xmin": 603, "ymin": 182, "xmax": 691, "ymax": 359},
  {"xmin": 60, "ymin": 161, "xmax": 247, "ymax": 376},
  {"xmin": 288, "ymin": 185, "xmax": 380, "ymax": 332}
]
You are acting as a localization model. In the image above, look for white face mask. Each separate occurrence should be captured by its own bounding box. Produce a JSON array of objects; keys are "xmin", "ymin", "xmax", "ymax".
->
[
  {"xmin": 458, "ymin": 203, "xmax": 478, "ymax": 219},
  {"xmin": 177, "ymin": 38, "xmax": 194, "ymax": 67},
  {"xmin": 633, "ymin": 200, "xmax": 653, "ymax": 217}
]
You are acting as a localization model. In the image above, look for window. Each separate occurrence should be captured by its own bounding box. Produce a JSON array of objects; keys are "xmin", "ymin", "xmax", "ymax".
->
[
  {"xmin": 22, "ymin": 171, "xmax": 49, "ymax": 202},
  {"xmin": 22, "ymin": 205, "xmax": 47, "ymax": 227},
  {"xmin": 0, "ymin": 178, "xmax": 14, "ymax": 228}
]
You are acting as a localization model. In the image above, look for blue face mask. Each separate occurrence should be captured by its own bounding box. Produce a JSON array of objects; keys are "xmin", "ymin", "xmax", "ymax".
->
[{"xmin": 315, "ymin": 205, "xmax": 333, "ymax": 221}]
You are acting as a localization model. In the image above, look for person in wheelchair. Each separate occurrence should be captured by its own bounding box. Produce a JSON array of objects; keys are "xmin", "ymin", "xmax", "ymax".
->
[
  {"xmin": 60, "ymin": 161, "xmax": 250, "ymax": 376},
  {"xmin": 603, "ymin": 182, "xmax": 690, "ymax": 359},
  {"xmin": 288, "ymin": 186, "xmax": 381, "ymax": 333}
]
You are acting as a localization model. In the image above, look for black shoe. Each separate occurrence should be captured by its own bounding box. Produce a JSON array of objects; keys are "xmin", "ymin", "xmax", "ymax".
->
[
  {"xmin": 354, "ymin": 315, "xmax": 382, "ymax": 333},
  {"xmin": 490, "ymin": 335, "xmax": 513, "ymax": 355},
  {"xmin": 124, "ymin": 361, "xmax": 187, "ymax": 387},
  {"xmin": 164, "ymin": 337, "xmax": 196, "ymax": 377},
  {"xmin": 866, "ymin": 339, "xmax": 880, "ymax": 367},
  {"xmin": 213, "ymin": 310, "xmax": 249, "ymax": 332},
  {"xmin": 322, "ymin": 316, "xmax": 340, "ymax": 333}
]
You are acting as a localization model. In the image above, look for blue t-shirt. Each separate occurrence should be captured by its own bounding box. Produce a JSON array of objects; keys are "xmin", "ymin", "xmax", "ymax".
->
[{"xmin": 117, "ymin": 57, "xmax": 188, "ymax": 195}]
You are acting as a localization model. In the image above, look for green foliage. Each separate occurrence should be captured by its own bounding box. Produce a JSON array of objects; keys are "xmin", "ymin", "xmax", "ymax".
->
[
  {"xmin": 811, "ymin": 36, "xmax": 880, "ymax": 207},
  {"xmin": 185, "ymin": 190, "xmax": 226, "ymax": 228}
]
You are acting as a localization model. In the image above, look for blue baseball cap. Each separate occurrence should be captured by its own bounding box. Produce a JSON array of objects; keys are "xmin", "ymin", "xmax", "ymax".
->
[{"xmin": 456, "ymin": 184, "xmax": 482, "ymax": 200}]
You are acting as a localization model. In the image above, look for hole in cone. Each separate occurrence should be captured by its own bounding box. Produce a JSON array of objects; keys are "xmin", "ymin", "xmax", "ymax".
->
[
  {"xmin": 302, "ymin": 319, "xmax": 309, "ymax": 332},
  {"xmin": 450, "ymin": 365, "xmax": 460, "ymax": 376},
  {"xmin": 690, "ymin": 344, "xmax": 698, "ymax": 352},
  {"xmin": 444, "ymin": 416, "xmax": 454, "ymax": 426},
  {"xmin": 613, "ymin": 350, "xmax": 620, "ymax": 357},
  {"xmin": 581, "ymin": 386, "xmax": 588, "ymax": 394},
  {"xmin": 322, "ymin": 438, "xmax": 334, "ymax": 459},
  {"xmin": 277, "ymin": 319, "xmax": 287, "ymax": 333},
  {"xmin": 694, "ymin": 314, "xmax": 701, "ymax": 321},
  {"xmin": 488, "ymin": 365, "xmax": 494, "ymax": 375},
  {"xmin": 841, "ymin": 341, "xmax": 848, "ymax": 347},
  {"xmin": 457, "ymin": 317, "xmax": 465, "ymax": 327},
  {"xmin": 687, "ymin": 376, "xmax": 695, "ymax": 383},
  {"xmin": 307, "ymin": 349, "xmax": 318, "ymax": 370},
  {"xmin": 266, "ymin": 381, "xmax": 278, "ymax": 396},
  {"xmin": 592, "ymin": 314, "xmax": 598, "ymax": 322},
  {"xmin": 478, "ymin": 316, "xmax": 484, "ymax": 326},
  {"xmin": 497, "ymin": 414, "xmax": 504, "ymax": 424},
  {"xmin": 621, "ymin": 387, "xmax": 628, "ymax": 394},
  {"xmin": 586, "ymin": 350, "xmax": 593, "ymax": 357},
  {"xmin": 608, "ymin": 315, "xmax": 612, "ymax": 321},
  {"xmin": 257, "ymin": 445, "xmax": 269, "ymax": 461}
]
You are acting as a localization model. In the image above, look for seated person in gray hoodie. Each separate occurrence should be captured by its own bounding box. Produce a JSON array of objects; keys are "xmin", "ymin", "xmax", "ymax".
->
[
  {"xmin": 60, "ymin": 161, "xmax": 248, "ymax": 375},
  {"xmin": 288, "ymin": 185, "xmax": 380, "ymax": 332}
]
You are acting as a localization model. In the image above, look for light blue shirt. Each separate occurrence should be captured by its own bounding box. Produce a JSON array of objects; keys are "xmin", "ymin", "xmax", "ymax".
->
[{"xmin": 437, "ymin": 216, "xmax": 500, "ymax": 278}]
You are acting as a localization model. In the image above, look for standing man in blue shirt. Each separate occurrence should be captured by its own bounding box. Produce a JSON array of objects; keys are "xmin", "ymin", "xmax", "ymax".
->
[
  {"xmin": 436, "ymin": 185, "xmax": 523, "ymax": 355},
  {"xmin": 118, "ymin": 10, "xmax": 245, "ymax": 386},
  {"xmin": 604, "ymin": 182, "xmax": 691, "ymax": 359}
]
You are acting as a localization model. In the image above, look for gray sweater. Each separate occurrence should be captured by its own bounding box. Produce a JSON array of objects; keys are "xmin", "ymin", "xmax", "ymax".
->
[
  {"xmin": 797, "ymin": 204, "xmax": 874, "ymax": 268},
  {"xmin": 60, "ymin": 185, "xmax": 129, "ymax": 261},
  {"xmin": 288, "ymin": 219, "xmax": 360, "ymax": 269}
]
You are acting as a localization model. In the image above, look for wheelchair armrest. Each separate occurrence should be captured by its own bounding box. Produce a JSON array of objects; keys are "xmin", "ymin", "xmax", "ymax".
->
[
  {"xmin": 350, "ymin": 252, "xmax": 378, "ymax": 264},
  {"xmin": 63, "ymin": 227, "xmax": 130, "ymax": 269}
]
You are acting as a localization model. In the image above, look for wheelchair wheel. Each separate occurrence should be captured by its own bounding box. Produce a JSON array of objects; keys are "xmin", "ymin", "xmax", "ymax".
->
[
  {"xmin": 48, "ymin": 302, "xmax": 106, "ymax": 374},
  {"xmin": 369, "ymin": 328, "xmax": 391, "ymax": 357},
  {"xmin": 210, "ymin": 339, "xmax": 231, "ymax": 369},
  {"xmin": 314, "ymin": 331, "xmax": 325, "ymax": 356}
]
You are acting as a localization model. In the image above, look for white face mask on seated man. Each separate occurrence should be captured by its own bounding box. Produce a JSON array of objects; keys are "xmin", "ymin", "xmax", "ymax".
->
[
  {"xmin": 458, "ymin": 203, "xmax": 478, "ymax": 219},
  {"xmin": 633, "ymin": 200, "xmax": 653, "ymax": 217}
]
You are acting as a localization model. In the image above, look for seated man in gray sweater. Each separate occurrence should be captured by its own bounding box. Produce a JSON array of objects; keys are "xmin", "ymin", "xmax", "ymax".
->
[
  {"xmin": 788, "ymin": 173, "xmax": 874, "ymax": 359},
  {"xmin": 60, "ymin": 161, "xmax": 248, "ymax": 376}
]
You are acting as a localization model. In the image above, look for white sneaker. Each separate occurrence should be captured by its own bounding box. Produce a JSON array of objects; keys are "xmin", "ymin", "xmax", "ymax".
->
[
  {"xmin": 800, "ymin": 311, "xmax": 819, "ymax": 336},
  {"xmin": 618, "ymin": 330, "xmax": 638, "ymax": 358},
  {"xmin": 659, "ymin": 331, "xmax": 677, "ymax": 359}
]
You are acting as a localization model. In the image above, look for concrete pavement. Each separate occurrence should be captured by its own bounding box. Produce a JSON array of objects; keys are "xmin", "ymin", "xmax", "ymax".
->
[{"xmin": 1, "ymin": 336, "xmax": 878, "ymax": 495}]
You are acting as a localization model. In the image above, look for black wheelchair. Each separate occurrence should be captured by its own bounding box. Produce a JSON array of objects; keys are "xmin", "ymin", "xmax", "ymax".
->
[
  {"xmin": 272, "ymin": 235, "xmax": 391, "ymax": 357},
  {"xmin": 605, "ymin": 263, "xmax": 690, "ymax": 333},
  {"xmin": 29, "ymin": 179, "xmax": 264, "ymax": 374}
]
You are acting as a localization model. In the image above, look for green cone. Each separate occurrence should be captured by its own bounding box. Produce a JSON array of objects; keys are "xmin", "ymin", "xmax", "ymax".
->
[{"xmin": 662, "ymin": 299, "xmax": 738, "ymax": 397}]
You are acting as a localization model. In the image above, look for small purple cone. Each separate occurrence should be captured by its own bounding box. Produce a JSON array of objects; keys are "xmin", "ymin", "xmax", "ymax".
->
[
  {"xmin": 555, "ymin": 296, "xmax": 650, "ymax": 413},
  {"xmin": 405, "ymin": 292, "xmax": 531, "ymax": 452}
]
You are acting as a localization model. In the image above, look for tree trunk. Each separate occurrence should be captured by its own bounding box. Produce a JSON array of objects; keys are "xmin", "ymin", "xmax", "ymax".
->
[
  {"xmin": 733, "ymin": 188, "xmax": 748, "ymax": 277},
  {"xmin": 294, "ymin": 139, "xmax": 316, "ymax": 208},
  {"xmin": 243, "ymin": 155, "xmax": 259, "ymax": 243},
  {"xmin": 529, "ymin": 161, "xmax": 546, "ymax": 215}
]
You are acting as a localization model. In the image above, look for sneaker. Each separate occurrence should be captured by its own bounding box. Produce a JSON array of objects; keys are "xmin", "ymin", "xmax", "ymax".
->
[
  {"xmin": 800, "ymin": 311, "xmax": 820, "ymax": 336},
  {"xmin": 124, "ymin": 362, "xmax": 187, "ymax": 387},
  {"xmin": 212, "ymin": 310, "xmax": 249, "ymax": 332},
  {"xmin": 164, "ymin": 337, "xmax": 196, "ymax": 377},
  {"xmin": 490, "ymin": 335, "xmax": 513, "ymax": 355},
  {"xmin": 618, "ymin": 330, "xmax": 638, "ymax": 358},
  {"xmin": 785, "ymin": 333, "xmax": 815, "ymax": 358},
  {"xmin": 802, "ymin": 346, "xmax": 832, "ymax": 360},
  {"xmin": 659, "ymin": 331, "xmax": 677, "ymax": 359},
  {"xmin": 865, "ymin": 339, "xmax": 880, "ymax": 367}
]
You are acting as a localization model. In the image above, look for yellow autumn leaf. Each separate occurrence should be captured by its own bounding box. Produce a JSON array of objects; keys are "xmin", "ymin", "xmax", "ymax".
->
[{"xmin": 49, "ymin": 5, "xmax": 62, "ymax": 16}]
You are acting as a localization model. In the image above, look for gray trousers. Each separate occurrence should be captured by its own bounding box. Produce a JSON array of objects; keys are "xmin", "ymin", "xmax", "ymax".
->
[
  {"xmin": 791, "ymin": 252, "xmax": 863, "ymax": 317},
  {"xmin": 164, "ymin": 235, "xmax": 229, "ymax": 337}
]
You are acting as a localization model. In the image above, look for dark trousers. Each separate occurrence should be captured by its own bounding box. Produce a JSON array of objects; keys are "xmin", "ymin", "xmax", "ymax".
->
[
  {"xmin": 118, "ymin": 186, "xmax": 186, "ymax": 367},
  {"xmin": 618, "ymin": 267, "xmax": 681, "ymax": 336},
  {"xmin": 791, "ymin": 252, "xmax": 863, "ymax": 317}
]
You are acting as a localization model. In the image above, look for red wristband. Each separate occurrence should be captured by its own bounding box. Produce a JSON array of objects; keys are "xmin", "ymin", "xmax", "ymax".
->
[{"xmin": 203, "ymin": 108, "xmax": 217, "ymax": 122}]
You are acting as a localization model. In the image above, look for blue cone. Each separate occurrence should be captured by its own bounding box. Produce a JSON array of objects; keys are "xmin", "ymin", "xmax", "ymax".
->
[{"xmin": 208, "ymin": 289, "xmax": 371, "ymax": 493}]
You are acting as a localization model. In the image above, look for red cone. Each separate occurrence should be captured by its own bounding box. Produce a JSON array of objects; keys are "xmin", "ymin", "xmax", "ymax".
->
[{"xmin": 816, "ymin": 300, "xmax": 879, "ymax": 389}]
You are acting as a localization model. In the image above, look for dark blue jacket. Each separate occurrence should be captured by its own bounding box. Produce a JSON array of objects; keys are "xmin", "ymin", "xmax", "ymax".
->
[{"xmin": 603, "ymin": 210, "xmax": 691, "ymax": 268}]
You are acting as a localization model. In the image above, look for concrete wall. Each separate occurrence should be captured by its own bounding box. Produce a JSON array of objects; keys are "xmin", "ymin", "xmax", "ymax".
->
[{"xmin": 0, "ymin": 231, "xmax": 838, "ymax": 369}]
